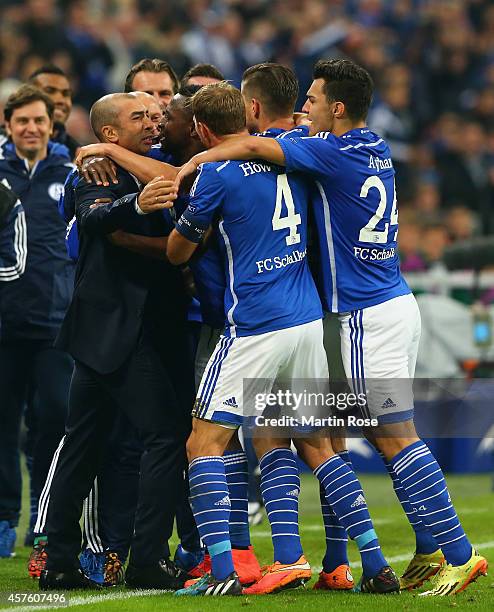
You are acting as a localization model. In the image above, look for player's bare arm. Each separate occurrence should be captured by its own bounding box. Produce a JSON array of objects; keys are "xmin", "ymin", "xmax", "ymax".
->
[
  {"xmin": 167, "ymin": 228, "xmax": 198, "ymax": 265},
  {"xmin": 175, "ymin": 136, "xmax": 286, "ymax": 189},
  {"xmin": 76, "ymin": 142, "xmax": 179, "ymax": 184},
  {"xmin": 109, "ymin": 231, "xmax": 168, "ymax": 260}
]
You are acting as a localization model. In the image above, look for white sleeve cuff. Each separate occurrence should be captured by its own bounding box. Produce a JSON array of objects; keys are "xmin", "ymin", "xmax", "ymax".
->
[{"xmin": 134, "ymin": 196, "xmax": 147, "ymax": 215}]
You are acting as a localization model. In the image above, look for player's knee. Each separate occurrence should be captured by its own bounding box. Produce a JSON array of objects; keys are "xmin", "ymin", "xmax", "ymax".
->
[
  {"xmin": 371, "ymin": 434, "xmax": 421, "ymax": 461},
  {"xmin": 253, "ymin": 436, "xmax": 290, "ymax": 460},
  {"xmin": 185, "ymin": 434, "xmax": 196, "ymax": 462},
  {"xmin": 294, "ymin": 438, "xmax": 334, "ymax": 470},
  {"xmin": 329, "ymin": 434, "xmax": 347, "ymax": 454}
]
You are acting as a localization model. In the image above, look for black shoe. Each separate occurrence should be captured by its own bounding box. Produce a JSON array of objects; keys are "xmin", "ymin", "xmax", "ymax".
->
[
  {"xmin": 175, "ymin": 571, "xmax": 243, "ymax": 596},
  {"xmin": 39, "ymin": 568, "xmax": 102, "ymax": 590},
  {"xmin": 125, "ymin": 558, "xmax": 186, "ymax": 590},
  {"xmin": 355, "ymin": 566, "xmax": 400, "ymax": 594}
]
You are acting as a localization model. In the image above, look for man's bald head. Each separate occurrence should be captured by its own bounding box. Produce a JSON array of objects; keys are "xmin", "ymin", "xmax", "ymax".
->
[
  {"xmin": 89, "ymin": 92, "xmax": 155, "ymax": 154},
  {"xmin": 90, "ymin": 93, "xmax": 139, "ymax": 141}
]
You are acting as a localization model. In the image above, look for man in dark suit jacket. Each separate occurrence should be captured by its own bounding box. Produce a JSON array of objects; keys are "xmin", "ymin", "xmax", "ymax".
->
[{"xmin": 40, "ymin": 93, "xmax": 189, "ymax": 590}]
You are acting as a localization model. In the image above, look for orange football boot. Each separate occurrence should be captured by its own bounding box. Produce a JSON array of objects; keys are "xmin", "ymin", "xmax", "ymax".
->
[
  {"xmin": 313, "ymin": 564, "xmax": 354, "ymax": 590},
  {"xmin": 232, "ymin": 546, "xmax": 262, "ymax": 586},
  {"xmin": 242, "ymin": 555, "xmax": 312, "ymax": 595}
]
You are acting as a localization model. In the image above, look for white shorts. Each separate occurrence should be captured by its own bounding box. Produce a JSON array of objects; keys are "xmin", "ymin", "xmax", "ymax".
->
[
  {"xmin": 339, "ymin": 293, "xmax": 421, "ymax": 424},
  {"xmin": 193, "ymin": 319, "xmax": 328, "ymax": 427}
]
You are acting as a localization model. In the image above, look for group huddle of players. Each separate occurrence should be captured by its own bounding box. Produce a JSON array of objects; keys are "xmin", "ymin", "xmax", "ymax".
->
[{"xmin": 34, "ymin": 58, "xmax": 488, "ymax": 597}]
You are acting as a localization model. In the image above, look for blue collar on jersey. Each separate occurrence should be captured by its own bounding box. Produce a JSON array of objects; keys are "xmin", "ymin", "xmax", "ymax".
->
[
  {"xmin": 254, "ymin": 127, "xmax": 287, "ymax": 138},
  {"xmin": 338, "ymin": 127, "xmax": 372, "ymax": 140}
]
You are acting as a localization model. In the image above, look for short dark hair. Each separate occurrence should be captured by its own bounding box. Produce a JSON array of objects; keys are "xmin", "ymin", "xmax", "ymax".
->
[
  {"xmin": 180, "ymin": 63, "xmax": 225, "ymax": 88},
  {"xmin": 28, "ymin": 64, "xmax": 68, "ymax": 82},
  {"xmin": 175, "ymin": 84, "xmax": 203, "ymax": 117},
  {"xmin": 124, "ymin": 58, "xmax": 179, "ymax": 94},
  {"xmin": 313, "ymin": 59, "xmax": 373, "ymax": 121},
  {"xmin": 242, "ymin": 63, "xmax": 299, "ymax": 117},
  {"xmin": 4, "ymin": 84, "xmax": 54, "ymax": 122},
  {"xmin": 177, "ymin": 83, "xmax": 203, "ymax": 98},
  {"xmin": 192, "ymin": 82, "xmax": 245, "ymax": 136}
]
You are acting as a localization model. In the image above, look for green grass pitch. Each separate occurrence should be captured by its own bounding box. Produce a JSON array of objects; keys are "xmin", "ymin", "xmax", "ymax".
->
[{"xmin": 0, "ymin": 472, "xmax": 493, "ymax": 611}]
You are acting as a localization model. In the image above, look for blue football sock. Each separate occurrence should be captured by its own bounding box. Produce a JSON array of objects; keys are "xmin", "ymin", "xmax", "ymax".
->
[
  {"xmin": 319, "ymin": 483, "xmax": 349, "ymax": 572},
  {"xmin": 224, "ymin": 450, "xmax": 250, "ymax": 548},
  {"xmin": 315, "ymin": 455, "xmax": 387, "ymax": 578},
  {"xmin": 188, "ymin": 456, "xmax": 234, "ymax": 580},
  {"xmin": 319, "ymin": 451, "xmax": 351, "ymax": 573},
  {"xmin": 259, "ymin": 448, "xmax": 303, "ymax": 564},
  {"xmin": 379, "ymin": 451, "xmax": 438, "ymax": 555},
  {"xmin": 391, "ymin": 441, "xmax": 472, "ymax": 567}
]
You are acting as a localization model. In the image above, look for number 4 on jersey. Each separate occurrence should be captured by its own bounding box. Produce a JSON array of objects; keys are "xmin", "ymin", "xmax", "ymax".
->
[{"xmin": 272, "ymin": 174, "xmax": 301, "ymax": 246}]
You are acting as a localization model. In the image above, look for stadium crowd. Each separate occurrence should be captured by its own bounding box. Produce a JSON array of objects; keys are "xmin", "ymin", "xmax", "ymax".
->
[
  {"xmin": 1, "ymin": 0, "xmax": 494, "ymax": 254},
  {"xmin": 0, "ymin": 0, "xmax": 491, "ymax": 601}
]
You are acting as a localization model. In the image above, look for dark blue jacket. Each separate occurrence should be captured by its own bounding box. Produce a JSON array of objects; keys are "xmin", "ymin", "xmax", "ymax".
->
[
  {"xmin": 0, "ymin": 201, "xmax": 27, "ymax": 282},
  {"xmin": 56, "ymin": 166, "xmax": 188, "ymax": 373},
  {"xmin": 0, "ymin": 143, "xmax": 75, "ymax": 340},
  {"xmin": 0, "ymin": 180, "xmax": 27, "ymax": 282}
]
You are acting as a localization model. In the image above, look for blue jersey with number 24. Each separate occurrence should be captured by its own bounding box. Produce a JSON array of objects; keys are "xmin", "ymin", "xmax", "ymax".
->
[{"xmin": 278, "ymin": 128, "xmax": 410, "ymax": 313}]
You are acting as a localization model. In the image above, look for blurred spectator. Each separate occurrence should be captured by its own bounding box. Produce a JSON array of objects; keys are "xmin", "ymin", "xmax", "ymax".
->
[
  {"xmin": 65, "ymin": 104, "xmax": 93, "ymax": 146},
  {"xmin": 368, "ymin": 64, "xmax": 416, "ymax": 197},
  {"xmin": 0, "ymin": 0, "xmax": 493, "ymax": 240},
  {"xmin": 28, "ymin": 65, "xmax": 79, "ymax": 159},
  {"xmin": 421, "ymin": 224, "xmax": 451, "ymax": 267},
  {"xmin": 398, "ymin": 221, "xmax": 427, "ymax": 273},
  {"xmin": 413, "ymin": 182, "xmax": 443, "ymax": 224},
  {"xmin": 124, "ymin": 58, "xmax": 179, "ymax": 110},
  {"xmin": 180, "ymin": 63, "xmax": 225, "ymax": 88},
  {"xmin": 437, "ymin": 120, "xmax": 494, "ymax": 233},
  {"xmin": 445, "ymin": 205, "xmax": 478, "ymax": 242}
]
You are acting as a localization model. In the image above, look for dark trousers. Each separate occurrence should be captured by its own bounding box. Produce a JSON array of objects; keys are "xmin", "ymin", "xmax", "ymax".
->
[
  {"xmin": 91, "ymin": 319, "xmax": 200, "ymax": 561},
  {"xmin": 45, "ymin": 330, "xmax": 188, "ymax": 571},
  {"xmin": 0, "ymin": 339, "xmax": 72, "ymax": 526},
  {"xmin": 95, "ymin": 411, "xmax": 141, "ymax": 562}
]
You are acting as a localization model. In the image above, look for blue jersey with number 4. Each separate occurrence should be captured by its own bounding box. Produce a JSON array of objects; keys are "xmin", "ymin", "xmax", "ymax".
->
[
  {"xmin": 176, "ymin": 160, "xmax": 322, "ymax": 337},
  {"xmin": 277, "ymin": 128, "xmax": 410, "ymax": 313}
]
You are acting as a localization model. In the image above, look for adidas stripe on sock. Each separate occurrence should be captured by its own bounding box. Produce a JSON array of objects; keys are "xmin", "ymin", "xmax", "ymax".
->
[
  {"xmin": 188, "ymin": 456, "xmax": 234, "ymax": 580},
  {"xmin": 315, "ymin": 455, "xmax": 387, "ymax": 578},
  {"xmin": 391, "ymin": 441, "xmax": 472, "ymax": 567},
  {"xmin": 379, "ymin": 451, "xmax": 438, "ymax": 555},
  {"xmin": 259, "ymin": 447, "xmax": 303, "ymax": 564},
  {"xmin": 224, "ymin": 450, "xmax": 250, "ymax": 548}
]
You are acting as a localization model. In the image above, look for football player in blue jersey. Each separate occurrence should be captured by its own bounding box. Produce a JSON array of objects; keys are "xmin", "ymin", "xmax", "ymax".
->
[
  {"xmin": 167, "ymin": 82, "xmax": 398, "ymax": 596},
  {"xmin": 241, "ymin": 62, "xmax": 355, "ymax": 591},
  {"xmin": 175, "ymin": 59, "xmax": 488, "ymax": 597}
]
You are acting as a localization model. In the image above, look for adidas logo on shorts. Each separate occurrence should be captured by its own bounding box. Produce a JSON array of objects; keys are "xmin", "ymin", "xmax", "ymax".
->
[
  {"xmin": 286, "ymin": 489, "xmax": 299, "ymax": 497},
  {"xmin": 215, "ymin": 495, "xmax": 231, "ymax": 506},
  {"xmin": 381, "ymin": 397, "xmax": 397, "ymax": 409},
  {"xmin": 350, "ymin": 494, "xmax": 366, "ymax": 508},
  {"xmin": 223, "ymin": 397, "xmax": 238, "ymax": 408}
]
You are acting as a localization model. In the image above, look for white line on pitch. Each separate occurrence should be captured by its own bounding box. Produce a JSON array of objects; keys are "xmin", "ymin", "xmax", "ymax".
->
[{"xmin": 6, "ymin": 540, "xmax": 494, "ymax": 611}]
